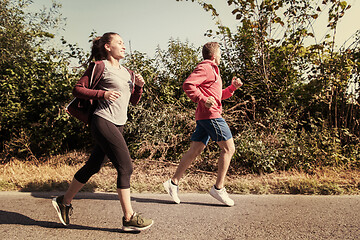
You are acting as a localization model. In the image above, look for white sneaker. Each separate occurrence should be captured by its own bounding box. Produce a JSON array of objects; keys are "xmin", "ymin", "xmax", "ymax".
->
[
  {"xmin": 163, "ymin": 179, "xmax": 180, "ymax": 204},
  {"xmin": 209, "ymin": 185, "xmax": 234, "ymax": 207}
]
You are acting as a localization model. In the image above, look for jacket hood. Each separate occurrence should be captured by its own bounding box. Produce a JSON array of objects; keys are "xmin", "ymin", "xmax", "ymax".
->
[
  {"xmin": 198, "ymin": 59, "xmax": 220, "ymax": 78},
  {"xmin": 198, "ymin": 59, "xmax": 218, "ymax": 67}
]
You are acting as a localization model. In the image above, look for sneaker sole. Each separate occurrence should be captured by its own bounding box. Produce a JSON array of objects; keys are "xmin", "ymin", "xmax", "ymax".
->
[
  {"xmin": 163, "ymin": 181, "xmax": 180, "ymax": 204},
  {"xmin": 209, "ymin": 190, "xmax": 235, "ymax": 207},
  {"xmin": 122, "ymin": 220, "xmax": 154, "ymax": 232},
  {"xmin": 52, "ymin": 197, "xmax": 68, "ymax": 226}
]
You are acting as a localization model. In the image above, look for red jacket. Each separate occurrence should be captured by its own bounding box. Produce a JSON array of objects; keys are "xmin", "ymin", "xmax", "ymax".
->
[
  {"xmin": 183, "ymin": 60, "xmax": 236, "ymax": 120},
  {"xmin": 73, "ymin": 60, "xmax": 143, "ymax": 106}
]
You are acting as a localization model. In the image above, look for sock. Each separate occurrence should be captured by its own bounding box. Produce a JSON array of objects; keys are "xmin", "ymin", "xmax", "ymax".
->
[
  {"xmin": 171, "ymin": 180, "xmax": 178, "ymax": 186},
  {"xmin": 214, "ymin": 185, "xmax": 221, "ymax": 190}
]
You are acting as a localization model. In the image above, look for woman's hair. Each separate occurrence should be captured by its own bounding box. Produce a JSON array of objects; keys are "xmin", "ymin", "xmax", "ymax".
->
[
  {"xmin": 85, "ymin": 32, "xmax": 119, "ymax": 65},
  {"xmin": 202, "ymin": 42, "xmax": 220, "ymax": 60}
]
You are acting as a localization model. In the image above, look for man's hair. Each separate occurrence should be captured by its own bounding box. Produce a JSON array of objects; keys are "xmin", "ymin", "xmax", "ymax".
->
[{"xmin": 202, "ymin": 42, "xmax": 220, "ymax": 60}]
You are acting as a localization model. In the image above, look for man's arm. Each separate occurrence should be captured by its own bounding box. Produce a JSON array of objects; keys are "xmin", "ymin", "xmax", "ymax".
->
[
  {"xmin": 183, "ymin": 66, "xmax": 208, "ymax": 104},
  {"xmin": 221, "ymin": 77, "xmax": 243, "ymax": 100}
]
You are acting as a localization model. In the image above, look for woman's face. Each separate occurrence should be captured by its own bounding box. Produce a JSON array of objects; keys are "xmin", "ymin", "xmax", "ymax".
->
[{"xmin": 105, "ymin": 34, "xmax": 126, "ymax": 60}]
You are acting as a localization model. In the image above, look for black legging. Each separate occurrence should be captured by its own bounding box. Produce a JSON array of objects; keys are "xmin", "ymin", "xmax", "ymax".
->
[{"xmin": 74, "ymin": 115, "xmax": 133, "ymax": 189}]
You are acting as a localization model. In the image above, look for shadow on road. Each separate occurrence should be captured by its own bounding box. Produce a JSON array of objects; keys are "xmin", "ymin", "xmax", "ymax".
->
[
  {"xmin": 131, "ymin": 196, "xmax": 225, "ymax": 207},
  {"xmin": 20, "ymin": 181, "xmax": 99, "ymax": 193},
  {"xmin": 29, "ymin": 192, "xmax": 226, "ymax": 207},
  {"xmin": 0, "ymin": 210, "xmax": 140, "ymax": 234},
  {"xmin": 30, "ymin": 192, "xmax": 118, "ymax": 200}
]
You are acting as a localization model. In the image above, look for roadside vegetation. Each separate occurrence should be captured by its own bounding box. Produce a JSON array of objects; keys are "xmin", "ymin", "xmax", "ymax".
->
[
  {"xmin": 1, "ymin": 153, "xmax": 359, "ymax": 194},
  {"xmin": 0, "ymin": 0, "xmax": 359, "ymax": 194}
]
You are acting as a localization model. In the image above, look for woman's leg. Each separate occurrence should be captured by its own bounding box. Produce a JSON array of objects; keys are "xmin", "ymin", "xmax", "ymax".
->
[
  {"xmin": 63, "ymin": 178, "xmax": 84, "ymax": 205},
  {"xmin": 117, "ymin": 188, "xmax": 133, "ymax": 221},
  {"xmin": 52, "ymin": 128, "xmax": 107, "ymax": 226},
  {"xmin": 63, "ymin": 145, "xmax": 106, "ymax": 204},
  {"xmin": 91, "ymin": 116, "xmax": 134, "ymax": 219}
]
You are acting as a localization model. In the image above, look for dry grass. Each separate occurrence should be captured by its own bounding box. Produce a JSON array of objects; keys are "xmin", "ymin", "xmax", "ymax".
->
[
  {"xmin": 225, "ymin": 168, "xmax": 360, "ymax": 195},
  {"xmin": 1, "ymin": 152, "xmax": 359, "ymax": 195}
]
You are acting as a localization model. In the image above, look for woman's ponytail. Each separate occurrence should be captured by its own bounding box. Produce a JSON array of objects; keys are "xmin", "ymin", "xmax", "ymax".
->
[{"xmin": 84, "ymin": 32, "xmax": 118, "ymax": 66}]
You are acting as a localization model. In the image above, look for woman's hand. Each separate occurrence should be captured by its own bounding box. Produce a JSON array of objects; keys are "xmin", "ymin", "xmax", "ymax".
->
[
  {"xmin": 135, "ymin": 73, "xmax": 145, "ymax": 87},
  {"xmin": 104, "ymin": 91, "xmax": 121, "ymax": 101}
]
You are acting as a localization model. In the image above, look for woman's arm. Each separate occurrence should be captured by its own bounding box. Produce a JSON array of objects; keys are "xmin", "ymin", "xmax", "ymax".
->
[
  {"xmin": 130, "ymin": 73, "xmax": 144, "ymax": 106},
  {"xmin": 72, "ymin": 63, "xmax": 106, "ymax": 100}
]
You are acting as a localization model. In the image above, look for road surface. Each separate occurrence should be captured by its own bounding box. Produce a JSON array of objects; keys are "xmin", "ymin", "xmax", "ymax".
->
[{"xmin": 0, "ymin": 192, "xmax": 359, "ymax": 239}]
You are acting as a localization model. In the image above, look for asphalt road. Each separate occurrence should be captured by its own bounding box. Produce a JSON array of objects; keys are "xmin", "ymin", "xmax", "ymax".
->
[{"xmin": 0, "ymin": 191, "xmax": 359, "ymax": 240}]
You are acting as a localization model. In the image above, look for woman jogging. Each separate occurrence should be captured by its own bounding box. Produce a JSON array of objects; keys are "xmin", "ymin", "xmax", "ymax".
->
[
  {"xmin": 52, "ymin": 32, "xmax": 153, "ymax": 231},
  {"xmin": 163, "ymin": 42, "xmax": 243, "ymax": 206}
]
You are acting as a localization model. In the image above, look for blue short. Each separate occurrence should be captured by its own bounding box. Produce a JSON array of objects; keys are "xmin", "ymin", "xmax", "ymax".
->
[{"xmin": 190, "ymin": 118, "xmax": 233, "ymax": 146}]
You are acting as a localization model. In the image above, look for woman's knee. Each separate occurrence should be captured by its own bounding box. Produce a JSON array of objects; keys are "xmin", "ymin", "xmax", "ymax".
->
[
  {"xmin": 117, "ymin": 169, "xmax": 133, "ymax": 189},
  {"xmin": 74, "ymin": 162, "xmax": 102, "ymax": 184}
]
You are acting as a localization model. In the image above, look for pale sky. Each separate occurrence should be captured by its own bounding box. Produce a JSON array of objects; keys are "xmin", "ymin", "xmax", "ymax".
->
[{"xmin": 29, "ymin": 0, "xmax": 360, "ymax": 57}]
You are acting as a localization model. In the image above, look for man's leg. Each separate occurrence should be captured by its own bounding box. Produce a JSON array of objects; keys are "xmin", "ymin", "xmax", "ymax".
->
[
  {"xmin": 215, "ymin": 138, "xmax": 235, "ymax": 189},
  {"xmin": 208, "ymin": 137, "xmax": 235, "ymax": 207},
  {"xmin": 172, "ymin": 141, "xmax": 206, "ymax": 184},
  {"xmin": 163, "ymin": 141, "xmax": 206, "ymax": 204}
]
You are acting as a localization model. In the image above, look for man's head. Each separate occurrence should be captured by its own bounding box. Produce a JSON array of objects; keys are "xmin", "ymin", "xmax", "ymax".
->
[{"xmin": 202, "ymin": 42, "xmax": 221, "ymax": 65}]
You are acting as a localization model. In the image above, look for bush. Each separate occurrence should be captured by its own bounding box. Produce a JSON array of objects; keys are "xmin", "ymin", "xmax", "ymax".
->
[{"xmin": 229, "ymin": 109, "xmax": 360, "ymax": 174}]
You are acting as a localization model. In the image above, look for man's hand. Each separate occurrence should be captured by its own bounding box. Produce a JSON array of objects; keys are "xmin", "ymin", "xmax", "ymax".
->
[
  {"xmin": 205, "ymin": 96, "xmax": 216, "ymax": 108},
  {"xmin": 135, "ymin": 73, "xmax": 145, "ymax": 87},
  {"xmin": 232, "ymin": 76, "xmax": 243, "ymax": 89}
]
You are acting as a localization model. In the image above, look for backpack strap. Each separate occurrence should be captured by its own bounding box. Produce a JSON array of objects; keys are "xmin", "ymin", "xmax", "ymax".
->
[
  {"xmin": 123, "ymin": 66, "xmax": 136, "ymax": 93},
  {"xmin": 123, "ymin": 66, "xmax": 135, "ymax": 84},
  {"xmin": 89, "ymin": 63, "xmax": 97, "ymax": 87},
  {"xmin": 89, "ymin": 61, "xmax": 105, "ymax": 89}
]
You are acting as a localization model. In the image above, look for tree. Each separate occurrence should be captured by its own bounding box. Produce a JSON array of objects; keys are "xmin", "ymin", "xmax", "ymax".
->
[{"xmin": 0, "ymin": 0, "xmax": 87, "ymax": 160}]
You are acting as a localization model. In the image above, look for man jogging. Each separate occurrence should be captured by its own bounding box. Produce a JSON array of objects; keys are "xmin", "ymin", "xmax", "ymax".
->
[{"xmin": 163, "ymin": 42, "xmax": 243, "ymax": 206}]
